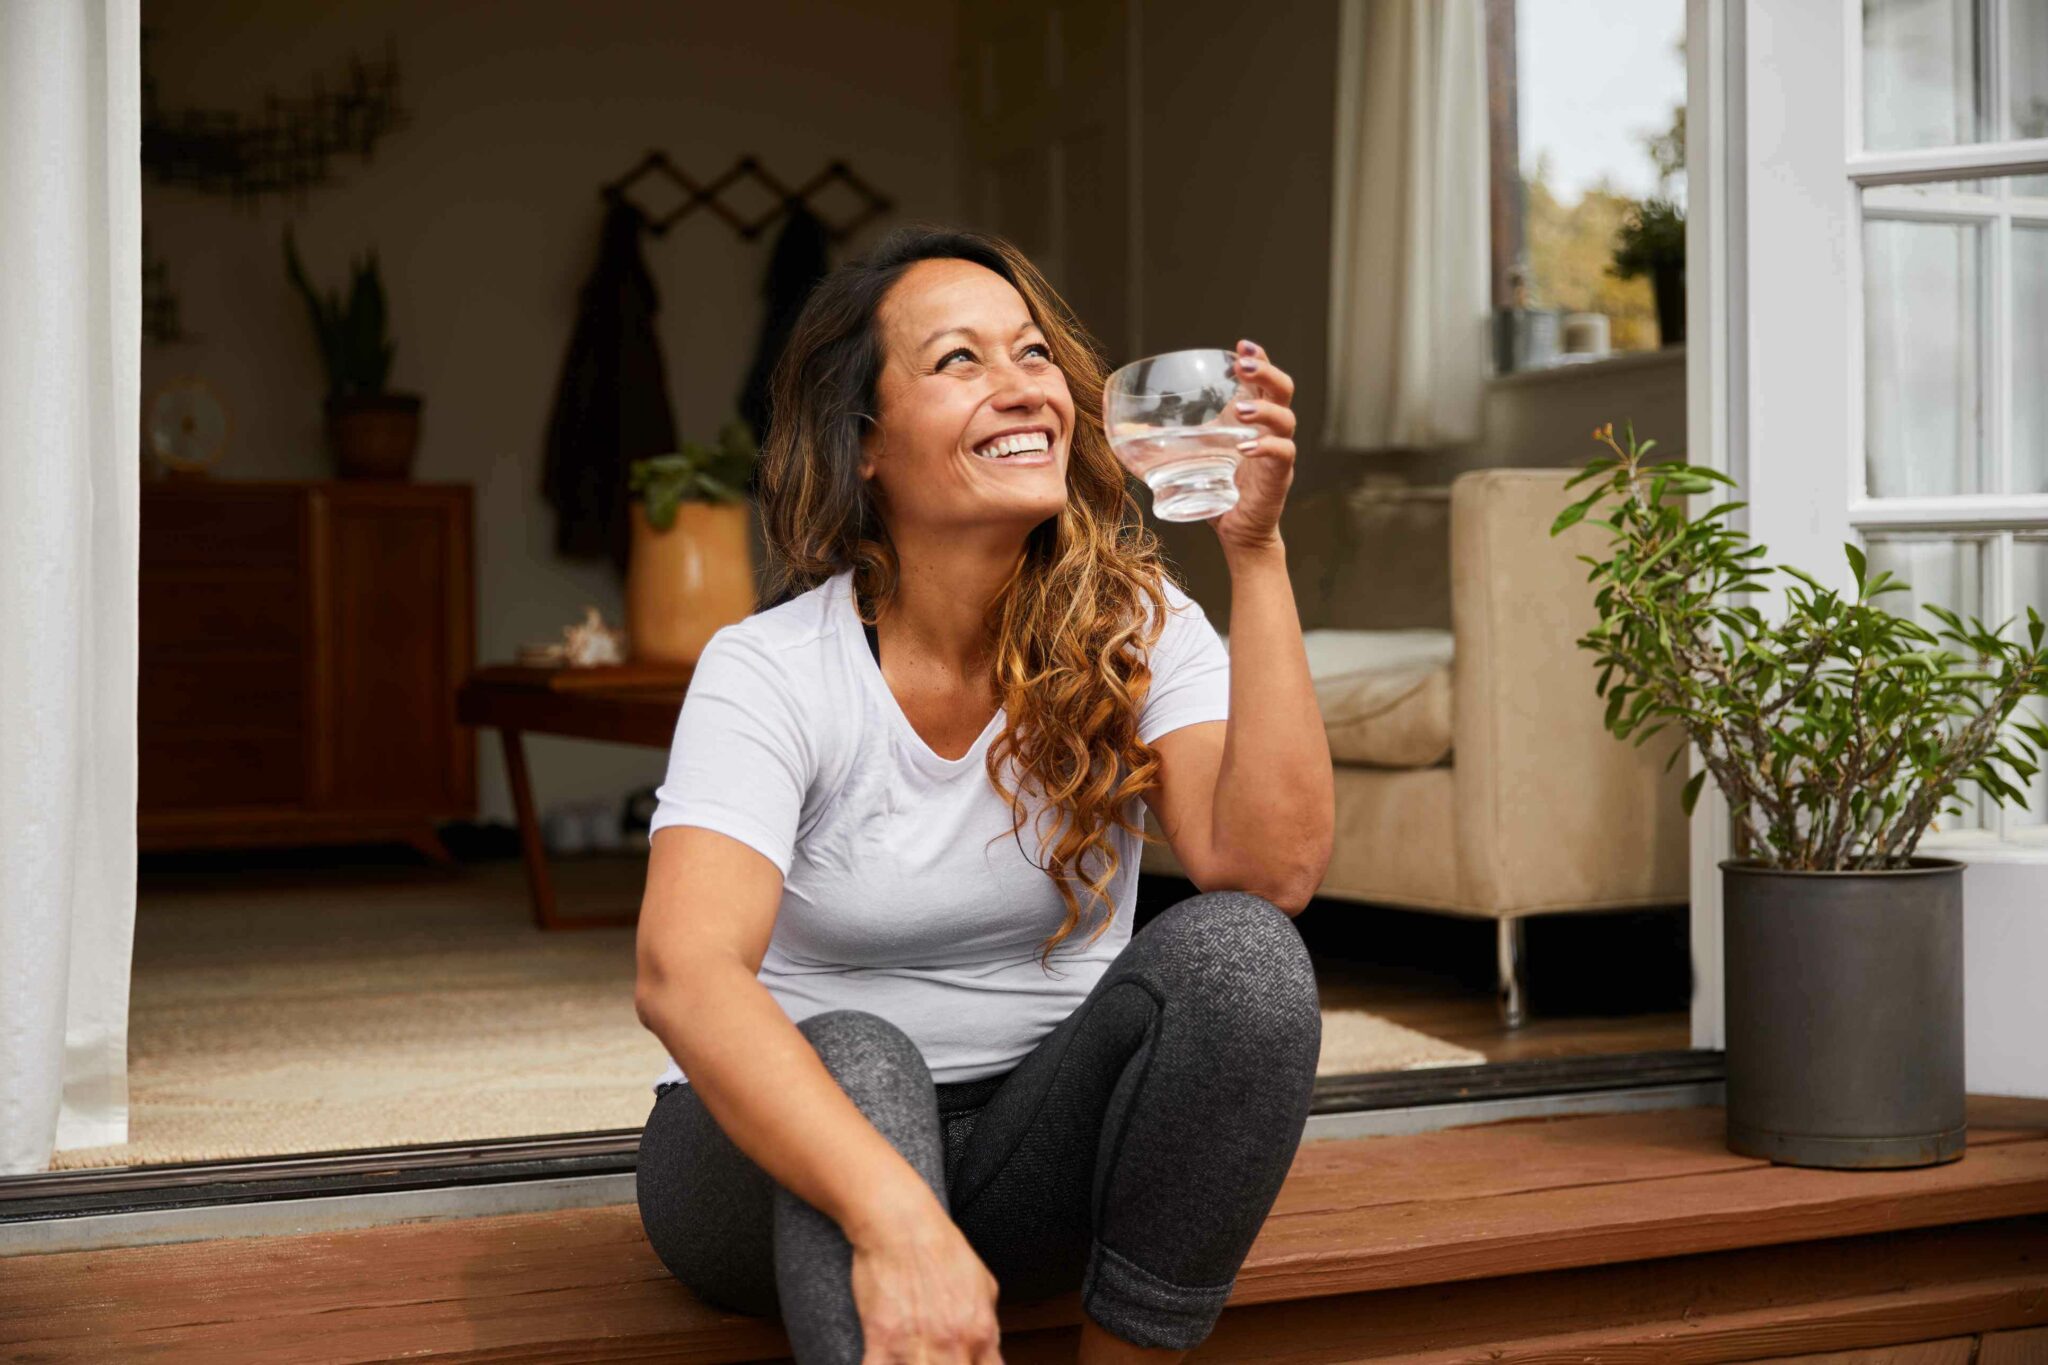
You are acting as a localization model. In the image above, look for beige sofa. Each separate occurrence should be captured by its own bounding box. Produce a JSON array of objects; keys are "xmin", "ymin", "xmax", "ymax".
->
[{"xmin": 1141, "ymin": 468, "xmax": 1689, "ymax": 1027}]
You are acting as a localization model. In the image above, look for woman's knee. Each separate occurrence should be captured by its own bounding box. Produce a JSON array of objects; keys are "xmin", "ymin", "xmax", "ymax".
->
[
  {"xmin": 797, "ymin": 1008, "xmax": 936, "ymax": 1103},
  {"xmin": 1140, "ymin": 891, "xmax": 1321, "ymax": 1052}
]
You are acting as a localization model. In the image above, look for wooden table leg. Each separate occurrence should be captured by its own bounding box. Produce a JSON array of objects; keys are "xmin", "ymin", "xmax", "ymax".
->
[
  {"xmin": 500, "ymin": 728, "xmax": 561, "ymax": 931},
  {"xmin": 500, "ymin": 727, "xmax": 636, "ymax": 932}
]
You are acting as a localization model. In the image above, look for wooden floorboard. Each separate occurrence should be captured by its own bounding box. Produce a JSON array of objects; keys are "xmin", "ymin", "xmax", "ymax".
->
[{"xmin": 6, "ymin": 1098, "xmax": 2046, "ymax": 1364}]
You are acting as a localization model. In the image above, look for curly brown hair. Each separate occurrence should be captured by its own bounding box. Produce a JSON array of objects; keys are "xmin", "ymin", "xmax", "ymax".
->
[{"xmin": 756, "ymin": 223, "xmax": 1183, "ymax": 970}]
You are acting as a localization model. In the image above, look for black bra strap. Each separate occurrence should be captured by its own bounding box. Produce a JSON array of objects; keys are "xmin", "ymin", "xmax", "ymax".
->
[{"xmin": 862, "ymin": 616, "xmax": 880, "ymax": 664}]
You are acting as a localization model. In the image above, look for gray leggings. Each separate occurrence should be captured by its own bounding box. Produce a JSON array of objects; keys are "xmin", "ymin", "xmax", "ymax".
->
[{"xmin": 634, "ymin": 890, "xmax": 1322, "ymax": 1358}]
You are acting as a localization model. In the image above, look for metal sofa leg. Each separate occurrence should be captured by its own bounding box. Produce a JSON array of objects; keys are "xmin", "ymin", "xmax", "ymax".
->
[{"xmin": 1497, "ymin": 917, "xmax": 1529, "ymax": 1030}]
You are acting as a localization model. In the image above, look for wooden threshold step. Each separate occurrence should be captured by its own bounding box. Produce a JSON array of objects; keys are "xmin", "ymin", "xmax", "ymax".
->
[{"xmin": 5, "ymin": 1098, "xmax": 2047, "ymax": 1364}]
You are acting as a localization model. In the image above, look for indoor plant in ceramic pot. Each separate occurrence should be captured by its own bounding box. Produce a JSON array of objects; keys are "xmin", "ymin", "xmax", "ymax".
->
[
  {"xmin": 284, "ymin": 224, "xmax": 422, "ymax": 479},
  {"xmin": 1554, "ymin": 422, "xmax": 2048, "ymax": 1169},
  {"xmin": 625, "ymin": 419, "xmax": 759, "ymax": 666}
]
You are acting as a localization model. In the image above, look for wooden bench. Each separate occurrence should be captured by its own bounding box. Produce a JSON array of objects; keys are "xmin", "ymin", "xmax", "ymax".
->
[{"xmin": 9, "ymin": 1099, "xmax": 2048, "ymax": 1362}]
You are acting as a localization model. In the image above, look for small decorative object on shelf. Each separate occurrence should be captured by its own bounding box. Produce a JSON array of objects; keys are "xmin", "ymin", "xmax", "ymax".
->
[
  {"xmin": 144, "ymin": 376, "xmax": 229, "ymax": 479},
  {"xmin": 284, "ymin": 223, "xmax": 422, "ymax": 479},
  {"xmin": 626, "ymin": 421, "xmax": 759, "ymax": 666},
  {"xmin": 1555, "ymin": 421, "xmax": 2048, "ymax": 1170},
  {"xmin": 519, "ymin": 606, "xmax": 630, "ymax": 668},
  {"xmin": 1559, "ymin": 311, "xmax": 1612, "ymax": 361}
]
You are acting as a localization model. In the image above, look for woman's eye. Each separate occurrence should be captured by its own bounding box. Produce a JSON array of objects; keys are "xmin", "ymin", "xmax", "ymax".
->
[
  {"xmin": 937, "ymin": 348, "xmax": 976, "ymax": 369},
  {"xmin": 1022, "ymin": 343, "xmax": 1053, "ymax": 362}
]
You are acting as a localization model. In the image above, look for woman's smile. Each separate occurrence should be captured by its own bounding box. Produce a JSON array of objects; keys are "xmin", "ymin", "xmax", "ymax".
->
[{"xmin": 968, "ymin": 424, "xmax": 1059, "ymax": 466}]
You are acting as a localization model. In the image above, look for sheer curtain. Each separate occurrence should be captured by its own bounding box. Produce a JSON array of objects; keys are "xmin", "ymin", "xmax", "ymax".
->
[
  {"xmin": 1324, "ymin": 0, "xmax": 1490, "ymax": 451},
  {"xmin": 0, "ymin": 0, "xmax": 142, "ymax": 1174}
]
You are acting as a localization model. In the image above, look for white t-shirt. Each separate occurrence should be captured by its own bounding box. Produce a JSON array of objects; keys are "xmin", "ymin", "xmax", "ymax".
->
[{"xmin": 644, "ymin": 566, "xmax": 1231, "ymax": 1092}]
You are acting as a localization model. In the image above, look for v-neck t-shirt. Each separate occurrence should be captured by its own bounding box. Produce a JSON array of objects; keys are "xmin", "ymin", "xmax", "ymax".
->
[{"xmin": 643, "ymin": 566, "xmax": 1232, "ymax": 1091}]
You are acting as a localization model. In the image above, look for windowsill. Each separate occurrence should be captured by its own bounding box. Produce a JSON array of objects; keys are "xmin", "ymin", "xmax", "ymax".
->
[
  {"xmin": 1489, "ymin": 344, "xmax": 1686, "ymax": 390},
  {"xmin": 1907, "ymin": 827, "xmax": 2048, "ymax": 864}
]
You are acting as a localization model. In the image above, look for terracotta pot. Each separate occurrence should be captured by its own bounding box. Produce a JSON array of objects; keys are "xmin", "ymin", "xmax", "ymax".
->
[
  {"xmin": 326, "ymin": 393, "xmax": 422, "ymax": 480},
  {"xmin": 626, "ymin": 500, "xmax": 756, "ymax": 666}
]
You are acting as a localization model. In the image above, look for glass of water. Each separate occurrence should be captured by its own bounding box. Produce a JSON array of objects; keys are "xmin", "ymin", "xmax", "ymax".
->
[{"xmin": 1103, "ymin": 348, "xmax": 1256, "ymax": 522}]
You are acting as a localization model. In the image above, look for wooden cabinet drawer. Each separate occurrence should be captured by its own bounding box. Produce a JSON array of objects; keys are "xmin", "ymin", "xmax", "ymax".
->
[
  {"xmin": 140, "ymin": 569, "xmax": 305, "ymax": 654},
  {"xmin": 138, "ymin": 653, "xmax": 304, "ymax": 736},
  {"xmin": 141, "ymin": 487, "xmax": 301, "ymax": 567}
]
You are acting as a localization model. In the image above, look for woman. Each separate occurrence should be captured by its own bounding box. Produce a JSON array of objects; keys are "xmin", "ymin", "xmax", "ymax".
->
[{"xmin": 633, "ymin": 224, "xmax": 1334, "ymax": 1364}]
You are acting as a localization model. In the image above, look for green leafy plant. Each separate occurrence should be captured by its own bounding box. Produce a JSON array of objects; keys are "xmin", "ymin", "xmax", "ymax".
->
[
  {"xmin": 1552, "ymin": 421, "xmax": 2048, "ymax": 870},
  {"xmin": 1609, "ymin": 197, "xmax": 1685, "ymax": 281},
  {"xmin": 283, "ymin": 224, "xmax": 395, "ymax": 399},
  {"xmin": 629, "ymin": 420, "xmax": 759, "ymax": 528}
]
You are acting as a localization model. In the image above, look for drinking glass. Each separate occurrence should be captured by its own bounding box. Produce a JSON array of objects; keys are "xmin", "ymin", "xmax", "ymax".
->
[{"xmin": 1103, "ymin": 349, "xmax": 1256, "ymax": 522}]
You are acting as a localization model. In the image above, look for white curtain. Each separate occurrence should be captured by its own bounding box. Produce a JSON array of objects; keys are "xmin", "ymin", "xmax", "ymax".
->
[
  {"xmin": 1325, "ymin": 0, "xmax": 1490, "ymax": 450},
  {"xmin": 0, "ymin": 0, "xmax": 142, "ymax": 1175}
]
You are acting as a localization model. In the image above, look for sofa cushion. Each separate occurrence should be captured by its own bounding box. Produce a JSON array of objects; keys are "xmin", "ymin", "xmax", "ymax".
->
[{"xmin": 1221, "ymin": 628, "xmax": 1455, "ymax": 768}]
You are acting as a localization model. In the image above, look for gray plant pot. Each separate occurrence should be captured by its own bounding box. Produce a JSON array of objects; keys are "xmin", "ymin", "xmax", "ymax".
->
[{"xmin": 1721, "ymin": 857, "xmax": 1966, "ymax": 1169}]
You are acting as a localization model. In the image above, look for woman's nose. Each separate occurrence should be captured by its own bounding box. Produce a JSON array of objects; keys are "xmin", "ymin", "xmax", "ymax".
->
[{"xmin": 990, "ymin": 360, "xmax": 1048, "ymax": 408}]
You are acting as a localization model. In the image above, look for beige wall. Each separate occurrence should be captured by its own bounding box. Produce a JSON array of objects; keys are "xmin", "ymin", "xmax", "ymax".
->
[
  {"xmin": 141, "ymin": 0, "xmax": 962, "ymax": 826},
  {"xmin": 1128, "ymin": 0, "xmax": 1343, "ymax": 621}
]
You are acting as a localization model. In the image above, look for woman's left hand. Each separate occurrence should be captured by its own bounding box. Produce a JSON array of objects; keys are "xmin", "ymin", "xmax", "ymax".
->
[{"xmin": 1207, "ymin": 338, "xmax": 1296, "ymax": 555}]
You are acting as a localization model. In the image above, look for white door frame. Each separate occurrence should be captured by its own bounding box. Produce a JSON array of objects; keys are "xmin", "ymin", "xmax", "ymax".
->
[{"xmin": 1684, "ymin": 0, "xmax": 1745, "ymax": 1051}]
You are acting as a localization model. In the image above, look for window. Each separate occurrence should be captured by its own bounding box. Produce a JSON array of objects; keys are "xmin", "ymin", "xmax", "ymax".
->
[
  {"xmin": 1488, "ymin": 0, "xmax": 1687, "ymax": 370},
  {"xmin": 1851, "ymin": 0, "xmax": 2048, "ymax": 849}
]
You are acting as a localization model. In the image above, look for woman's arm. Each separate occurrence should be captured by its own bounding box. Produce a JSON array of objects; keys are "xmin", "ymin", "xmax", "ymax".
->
[
  {"xmin": 635, "ymin": 826, "xmax": 946, "ymax": 1245},
  {"xmin": 1145, "ymin": 340, "xmax": 1334, "ymax": 911},
  {"xmin": 1209, "ymin": 537, "xmax": 1335, "ymax": 904}
]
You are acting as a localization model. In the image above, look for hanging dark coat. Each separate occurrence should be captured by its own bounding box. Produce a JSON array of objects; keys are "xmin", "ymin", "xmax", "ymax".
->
[
  {"xmin": 735, "ymin": 202, "xmax": 833, "ymax": 481},
  {"xmin": 540, "ymin": 197, "xmax": 679, "ymax": 578}
]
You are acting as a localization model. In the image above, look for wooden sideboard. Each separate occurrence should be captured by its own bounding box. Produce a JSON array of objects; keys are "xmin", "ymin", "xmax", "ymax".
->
[{"xmin": 139, "ymin": 480, "xmax": 476, "ymax": 855}]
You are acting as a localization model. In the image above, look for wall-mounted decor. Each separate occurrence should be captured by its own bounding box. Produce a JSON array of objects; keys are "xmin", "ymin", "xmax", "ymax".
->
[
  {"xmin": 599, "ymin": 152, "xmax": 891, "ymax": 243},
  {"xmin": 141, "ymin": 28, "xmax": 407, "ymax": 206}
]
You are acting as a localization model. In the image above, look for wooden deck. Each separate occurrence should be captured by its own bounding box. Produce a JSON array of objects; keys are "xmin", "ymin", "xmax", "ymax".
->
[{"xmin": 8, "ymin": 1098, "xmax": 2048, "ymax": 1363}]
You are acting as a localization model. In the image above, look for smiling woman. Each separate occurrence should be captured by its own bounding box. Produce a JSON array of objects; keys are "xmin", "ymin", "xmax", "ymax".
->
[{"xmin": 631, "ymin": 223, "xmax": 1334, "ymax": 1363}]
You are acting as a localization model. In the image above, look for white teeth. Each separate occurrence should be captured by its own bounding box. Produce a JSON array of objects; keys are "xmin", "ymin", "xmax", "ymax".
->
[{"xmin": 973, "ymin": 431, "xmax": 1052, "ymax": 459}]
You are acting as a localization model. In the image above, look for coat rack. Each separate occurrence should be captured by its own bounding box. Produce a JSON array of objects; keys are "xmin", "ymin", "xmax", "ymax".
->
[{"xmin": 599, "ymin": 152, "xmax": 892, "ymax": 243}]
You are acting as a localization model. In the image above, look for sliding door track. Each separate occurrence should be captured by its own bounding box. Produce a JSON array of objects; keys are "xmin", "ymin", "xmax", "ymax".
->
[{"xmin": 0, "ymin": 1049, "xmax": 1723, "ymax": 1225}]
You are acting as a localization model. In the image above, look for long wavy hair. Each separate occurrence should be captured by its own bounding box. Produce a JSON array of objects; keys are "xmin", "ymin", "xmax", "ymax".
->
[{"xmin": 757, "ymin": 223, "xmax": 1179, "ymax": 970}]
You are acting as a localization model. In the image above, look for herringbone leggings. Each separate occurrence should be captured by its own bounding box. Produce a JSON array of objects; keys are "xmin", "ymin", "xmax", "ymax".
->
[{"xmin": 634, "ymin": 890, "xmax": 1322, "ymax": 1359}]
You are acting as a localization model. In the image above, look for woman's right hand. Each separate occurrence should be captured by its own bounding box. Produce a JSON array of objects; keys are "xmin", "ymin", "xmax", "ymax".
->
[{"xmin": 848, "ymin": 1196, "xmax": 1004, "ymax": 1364}]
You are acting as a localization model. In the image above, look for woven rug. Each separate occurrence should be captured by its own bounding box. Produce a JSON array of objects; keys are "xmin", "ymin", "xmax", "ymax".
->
[{"xmin": 48, "ymin": 862, "xmax": 1483, "ymax": 1171}]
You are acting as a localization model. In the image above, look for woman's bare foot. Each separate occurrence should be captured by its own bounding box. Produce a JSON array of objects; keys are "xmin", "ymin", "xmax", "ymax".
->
[{"xmin": 1076, "ymin": 1316, "xmax": 1187, "ymax": 1363}]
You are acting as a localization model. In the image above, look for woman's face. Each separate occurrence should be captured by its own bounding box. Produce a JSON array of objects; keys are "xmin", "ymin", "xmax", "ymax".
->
[{"xmin": 861, "ymin": 258, "xmax": 1074, "ymax": 537}]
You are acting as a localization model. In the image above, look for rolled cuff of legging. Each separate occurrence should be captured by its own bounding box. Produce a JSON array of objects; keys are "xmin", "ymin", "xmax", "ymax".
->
[{"xmin": 1080, "ymin": 1240, "xmax": 1235, "ymax": 1350}]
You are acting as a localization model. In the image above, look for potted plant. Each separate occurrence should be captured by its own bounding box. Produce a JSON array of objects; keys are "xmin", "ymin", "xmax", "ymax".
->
[
  {"xmin": 1610, "ymin": 197, "xmax": 1685, "ymax": 346},
  {"xmin": 1553, "ymin": 422, "xmax": 2048, "ymax": 1169},
  {"xmin": 283, "ymin": 225, "xmax": 422, "ymax": 479},
  {"xmin": 625, "ymin": 420, "xmax": 759, "ymax": 666}
]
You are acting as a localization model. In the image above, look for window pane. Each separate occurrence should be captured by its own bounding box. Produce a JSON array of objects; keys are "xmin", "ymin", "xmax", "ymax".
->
[
  {"xmin": 1863, "ymin": 0, "xmax": 1985, "ymax": 151},
  {"xmin": 2013, "ymin": 0, "xmax": 2048, "ymax": 142},
  {"xmin": 1865, "ymin": 534, "xmax": 1991, "ymax": 830},
  {"xmin": 2020, "ymin": 226, "xmax": 2048, "ymax": 491},
  {"xmin": 1864, "ymin": 218, "xmax": 1985, "ymax": 496},
  {"xmin": 2013, "ymin": 538, "xmax": 2048, "ymax": 829}
]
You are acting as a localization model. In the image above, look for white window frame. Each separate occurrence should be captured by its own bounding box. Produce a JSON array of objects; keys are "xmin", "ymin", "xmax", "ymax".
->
[
  {"xmin": 1845, "ymin": 0, "xmax": 2048, "ymax": 854},
  {"xmin": 1695, "ymin": 0, "xmax": 2048, "ymax": 1092}
]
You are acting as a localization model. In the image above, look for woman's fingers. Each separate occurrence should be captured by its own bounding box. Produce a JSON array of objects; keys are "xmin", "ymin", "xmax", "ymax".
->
[
  {"xmin": 1232, "ymin": 395, "xmax": 1297, "ymax": 439},
  {"xmin": 1233, "ymin": 432, "xmax": 1298, "ymax": 469},
  {"xmin": 1234, "ymin": 338, "xmax": 1296, "ymax": 406}
]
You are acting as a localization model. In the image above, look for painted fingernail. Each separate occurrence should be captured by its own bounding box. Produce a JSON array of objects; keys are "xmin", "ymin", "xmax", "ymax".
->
[
  {"xmin": 1236, "ymin": 437, "xmax": 1260, "ymax": 452},
  {"xmin": 1238, "ymin": 355, "xmax": 1261, "ymax": 373},
  {"xmin": 1239, "ymin": 338, "xmax": 1261, "ymax": 354},
  {"xmin": 1235, "ymin": 400, "xmax": 1257, "ymax": 417}
]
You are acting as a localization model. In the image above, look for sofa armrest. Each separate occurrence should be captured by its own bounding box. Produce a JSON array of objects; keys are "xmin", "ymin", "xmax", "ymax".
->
[{"xmin": 1449, "ymin": 468, "xmax": 1688, "ymax": 915}]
